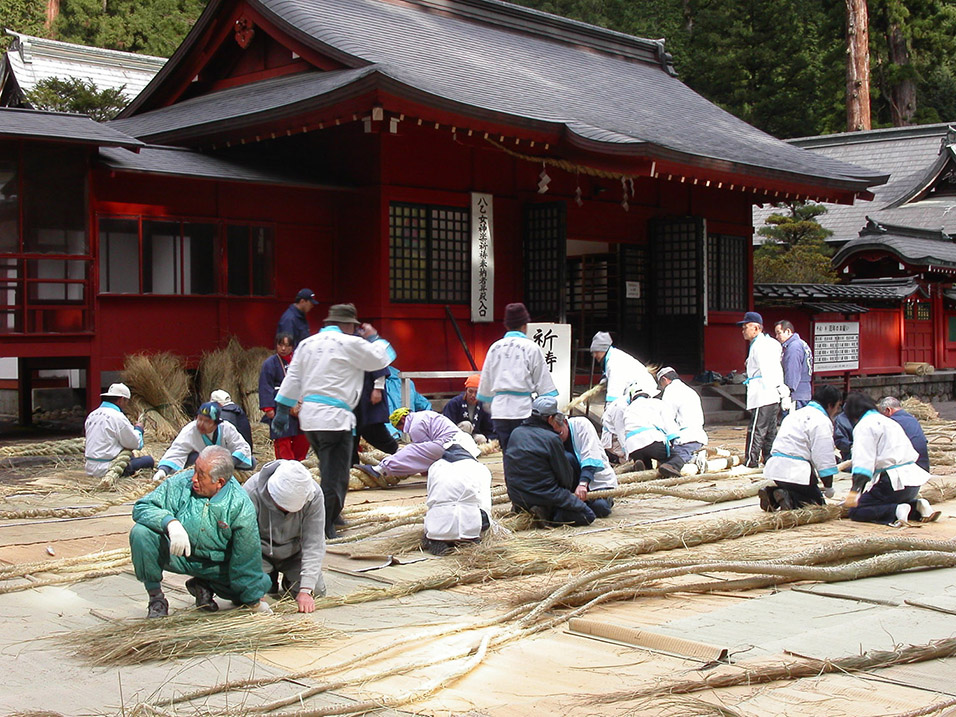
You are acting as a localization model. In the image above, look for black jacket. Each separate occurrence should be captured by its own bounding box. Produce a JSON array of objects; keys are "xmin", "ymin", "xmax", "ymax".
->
[
  {"xmin": 221, "ymin": 402, "xmax": 253, "ymax": 448},
  {"xmin": 504, "ymin": 416, "xmax": 589, "ymax": 514}
]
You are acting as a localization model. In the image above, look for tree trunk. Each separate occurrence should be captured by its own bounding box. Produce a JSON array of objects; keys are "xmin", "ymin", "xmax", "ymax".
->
[
  {"xmin": 887, "ymin": 23, "xmax": 916, "ymax": 125},
  {"xmin": 45, "ymin": 0, "xmax": 60, "ymax": 28},
  {"xmin": 846, "ymin": 0, "xmax": 871, "ymax": 131}
]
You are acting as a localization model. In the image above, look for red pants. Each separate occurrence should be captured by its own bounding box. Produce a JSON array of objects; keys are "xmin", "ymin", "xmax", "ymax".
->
[{"xmin": 274, "ymin": 434, "xmax": 310, "ymax": 461}]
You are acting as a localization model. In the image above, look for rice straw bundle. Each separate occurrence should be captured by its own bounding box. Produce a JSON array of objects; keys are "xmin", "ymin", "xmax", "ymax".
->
[
  {"xmin": 65, "ymin": 603, "xmax": 341, "ymax": 665},
  {"xmin": 123, "ymin": 352, "xmax": 191, "ymax": 440},
  {"xmin": 197, "ymin": 339, "xmax": 241, "ymax": 406},
  {"xmin": 237, "ymin": 344, "xmax": 271, "ymax": 417},
  {"xmin": 902, "ymin": 396, "xmax": 939, "ymax": 421}
]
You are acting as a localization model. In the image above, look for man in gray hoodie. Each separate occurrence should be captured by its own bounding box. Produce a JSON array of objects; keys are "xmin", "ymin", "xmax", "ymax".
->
[{"xmin": 243, "ymin": 460, "xmax": 326, "ymax": 612}]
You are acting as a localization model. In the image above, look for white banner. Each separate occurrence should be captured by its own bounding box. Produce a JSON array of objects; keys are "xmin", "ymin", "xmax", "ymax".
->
[
  {"xmin": 470, "ymin": 192, "xmax": 494, "ymax": 323},
  {"xmin": 813, "ymin": 321, "xmax": 860, "ymax": 372},
  {"xmin": 527, "ymin": 322, "xmax": 571, "ymax": 408}
]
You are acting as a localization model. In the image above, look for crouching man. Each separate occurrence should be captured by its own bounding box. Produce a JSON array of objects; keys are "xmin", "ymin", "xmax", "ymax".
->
[
  {"xmin": 129, "ymin": 445, "xmax": 272, "ymax": 618},
  {"xmin": 558, "ymin": 416, "xmax": 618, "ymax": 518},
  {"xmin": 422, "ymin": 444, "xmax": 493, "ymax": 555},
  {"xmin": 244, "ymin": 460, "xmax": 326, "ymax": 612},
  {"xmin": 504, "ymin": 397, "xmax": 595, "ymax": 526},
  {"xmin": 759, "ymin": 385, "xmax": 842, "ymax": 511}
]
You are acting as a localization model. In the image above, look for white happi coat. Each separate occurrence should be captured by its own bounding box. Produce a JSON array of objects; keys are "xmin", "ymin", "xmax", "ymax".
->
[
  {"xmin": 660, "ymin": 378, "xmax": 707, "ymax": 446},
  {"xmin": 745, "ymin": 332, "xmax": 786, "ymax": 410},
  {"xmin": 84, "ymin": 401, "xmax": 144, "ymax": 477},
  {"xmin": 276, "ymin": 326, "xmax": 396, "ymax": 431},
  {"xmin": 852, "ymin": 410, "xmax": 931, "ymax": 491},
  {"xmin": 622, "ymin": 397, "xmax": 678, "ymax": 455},
  {"xmin": 601, "ymin": 395, "xmax": 630, "ymax": 457},
  {"xmin": 603, "ymin": 346, "xmax": 657, "ymax": 403},
  {"xmin": 764, "ymin": 401, "xmax": 838, "ymax": 486},
  {"xmin": 477, "ymin": 331, "xmax": 557, "ymax": 420},
  {"xmin": 567, "ymin": 417, "xmax": 617, "ymax": 491},
  {"xmin": 424, "ymin": 457, "xmax": 493, "ymax": 541},
  {"xmin": 158, "ymin": 419, "xmax": 254, "ymax": 473}
]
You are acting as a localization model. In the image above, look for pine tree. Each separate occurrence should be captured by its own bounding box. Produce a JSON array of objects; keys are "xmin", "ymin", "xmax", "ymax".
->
[{"xmin": 754, "ymin": 202, "xmax": 837, "ymax": 284}]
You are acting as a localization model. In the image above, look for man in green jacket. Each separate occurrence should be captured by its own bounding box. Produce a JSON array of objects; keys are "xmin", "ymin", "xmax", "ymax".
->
[{"xmin": 129, "ymin": 445, "xmax": 272, "ymax": 618}]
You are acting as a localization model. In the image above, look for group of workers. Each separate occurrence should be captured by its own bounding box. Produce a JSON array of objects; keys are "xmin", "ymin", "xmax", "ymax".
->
[{"xmin": 80, "ymin": 294, "xmax": 942, "ymax": 618}]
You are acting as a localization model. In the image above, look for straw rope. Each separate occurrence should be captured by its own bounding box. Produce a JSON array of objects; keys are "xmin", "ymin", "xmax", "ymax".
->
[{"xmin": 0, "ymin": 438, "xmax": 86, "ymax": 457}]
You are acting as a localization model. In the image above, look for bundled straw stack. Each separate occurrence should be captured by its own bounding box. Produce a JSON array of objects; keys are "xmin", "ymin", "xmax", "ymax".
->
[
  {"xmin": 123, "ymin": 352, "xmax": 191, "ymax": 442},
  {"xmin": 902, "ymin": 396, "xmax": 940, "ymax": 421},
  {"xmin": 198, "ymin": 336, "xmax": 271, "ymax": 418}
]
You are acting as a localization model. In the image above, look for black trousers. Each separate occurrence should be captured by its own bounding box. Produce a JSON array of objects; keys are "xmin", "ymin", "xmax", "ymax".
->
[
  {"xmin": 745, "ymin": 404, "xmax": 779, "ymax": 468},
  {"xmin": 628, "ymin": 440, "xmax": 669, "ymax": 468},
  {"xmin": 351, "ymin": 422, "xmax": 398, "ymax": 466},
  {"xmin": 848, "ymin": 474, "xmax": 920, "ymax": 525},
  {"xmin": 303, "ymin": 429, "xmax": 353, "ymax": 538},
  {"xmin": 772, "ymin": 480, "xmax": 825, "ymax": 508},
  {"xmin": 493, "ymin": 418, "xmax": 525, "ymax": 454}
]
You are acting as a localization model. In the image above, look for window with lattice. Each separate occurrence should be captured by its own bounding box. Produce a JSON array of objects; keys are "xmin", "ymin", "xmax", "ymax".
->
[
  {"xmin": 389, "ymin": 203, "xmax": 469, "ymax": 303},
  {"xmin": 707, "ymin": 234, "xmax": 748, "ymax": 312}
]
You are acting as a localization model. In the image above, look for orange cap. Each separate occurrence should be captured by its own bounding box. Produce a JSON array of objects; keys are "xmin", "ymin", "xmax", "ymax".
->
[{"xmin": 464, "ymin": 374, "xmax": 480, "ymax": 389}]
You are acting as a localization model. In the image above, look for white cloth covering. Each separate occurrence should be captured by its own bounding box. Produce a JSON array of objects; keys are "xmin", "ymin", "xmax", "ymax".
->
[
  {"xmin": 567, "ymin": 417, "xmax": 617, "ymax": 491},
  {"xmin": 275, "ymin": 326, "xmax": 396, "ymax": 431},
  {"xmin": 745, "ymin": 332, "xmax": 787, "ymax": 410},
  {"xmin": 764, "ymin": 402, "xmax": 838, "ymax": 486},
  {"xmin": 424, "ymin": 457, "xmax": 493, "ymax": 541},
  {"xmin": 603, "ymin": 346, "xmax": 657, "ymax": 403},
  {"xmin": 852, "ymin": 410, "xmax": 931, "ymax": 491},
  {"xmin": 84, "ymin": 401, "xmax": 144, "ymax": 477},
  {"xmin": 659, "ymin": 377, "xmax": 707, "ymax": 446},
  {"xmin": 622, "ymin": 397, "xmax": 678, "ymax": 456},
  {"xmin": 477, "ymin": 331, "xmax": 557, "ymax": 419}
]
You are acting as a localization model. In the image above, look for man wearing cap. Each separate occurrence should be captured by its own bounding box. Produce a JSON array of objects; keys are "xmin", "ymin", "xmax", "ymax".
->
[
  {"xmin": 477, "ymin": 302, "xmax": 558, "ymax": 453},
  {"xmin": 354, "ymin": 408, "xmax": 479, "ymax": 481},
  {"xmin": 271, "ymin": 302, "xmax": 396, "ymax": 538},
  {"xmin": 277, "ymin": 288, "xmax": 318, "ymax": 348},
  {"xmin": 84, "ymin": 383, "xmax": 155, "ymax": 477},
  {"xmin": 152, "ymin": 402, "xmax": 255, "ymax": 482},
  {"xmin": 211, "ymin": 389, "xmax": 253, "ymax": 449},
  {"xmin": 442, "ymin": 374, "xmax": 496, "ymax": 443},
  {"xmin": 259, "ymin": 332, "xmax": 310, "ymax": 461},
  {"xmin": 130, "ymin": 445, "xmax": 272, "ymax": 618},
  {"xmin": 738, "ymin": 311, "xmax": 789, "ymax": 468},
  {"xmin": 243, "ymin": 459, "xmax": 326, "ymax": 612},
  {"xmin": 656, "ymin": 367, "xmax": 708, "ymax": 477},
  {"xmin": 590, "ymin": 331, "xmax": 657, "ymax": 405},
  {"xmin": 504, "ymin": 396, "xmax": 596, "ymax": 526},
  {"xmin": 773, "ymin": 320, "xmax": 813, "ymax": 413}
]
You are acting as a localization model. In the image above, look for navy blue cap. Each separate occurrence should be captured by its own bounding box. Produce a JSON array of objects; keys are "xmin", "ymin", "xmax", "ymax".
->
[
  {"xmin": 197, "ymin": 401, "xmax": 222, "ymax": 422},
  {"xmin": 735, "ymin": 311, "xmax": 763, "ymax": 326},
  {"xmin": 295, "ymin": 288, "xmax": 319, "ymax": 305}
]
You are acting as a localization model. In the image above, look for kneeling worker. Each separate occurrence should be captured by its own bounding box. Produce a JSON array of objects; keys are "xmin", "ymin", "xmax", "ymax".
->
[
  {"xmin": 759, "ymin": 385, "xmax": 841, "ymax": 511},
  {"xmin": 153, "ymin": 402, "xmax": 255, "ymax": 481},
  {"xmin": 244, "ymin": 460, "xmax": 326, "ymax": 612},
  {"xmin": 84, "ymin": 382, "xmax": 154, "ymax": 477},
  {"xmin": 130, "ymin": 445, "xmax": 271, "ymax": 618},
  {"xmin": 422, "ymin": 444, "xmax": 493, "ymax": 555},
  {"xmin": 558, "ymin": 416, "xmax": 618, "ymax": 518},
  {"xmin": 504, "ymin": 397, "xmax": 595, "ymax": 526}
]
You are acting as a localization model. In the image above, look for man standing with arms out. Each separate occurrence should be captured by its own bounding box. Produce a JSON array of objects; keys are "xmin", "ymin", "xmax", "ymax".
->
[
  {"xmin": 130, "ymin": 445, "xmax": 271, "ymax": 618},
  {"xmin": 477, "ymin": 302, "xmax": 558, "ymax": 453},
  {"xmin": 590, "ymin": 331, "xmax": 657, "ymax": 405},
  {"xmin": 878, "ymin": 396, "xmax": 930, "ymax": 471},
  {"xmin": 259, "ymin": 333, "xmax": 310, "ymax": 461},
  {"xmin": 243, "ymin": 459, "xmax": 326, "ymax": 612},
  {"xmin": 656, "ymin": 367, "xmax": 707, "ymax": 477},
  {"xmin": 774, "ymin": 319, "xmax": 813, "ymax": 413},
  {"xmin": 738, "ymin": 311, "xmax": 789, "ymax": 468},
  {"xmin": 272, "ymin": 303, "xmax": 395, "ymax": 539},
  {"xmin": 84, "ymin": 382, "xmax": 154, "ymax": 478},
  {"xmin": 277, "ymin": 288, "xmax": 318, "ymax": 348}
]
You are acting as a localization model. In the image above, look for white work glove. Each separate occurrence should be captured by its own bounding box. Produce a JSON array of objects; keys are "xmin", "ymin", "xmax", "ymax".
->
[
  {"xmin": 152, "ymin": 469, "xmax": 167, "ymax": 483},
  {"xmin": 823, "ymin": 487, "xmax": 835, "ymax": 499},
  {"xmin": 250, "ymin": 600, "xmax": 273, "ymax": 614},
  {"xmin": 780, "ymin": 395, "xmax": 793, "ymax": 413},
  {"xmin": 166, "ymin": 520, "xmax": 191, "ymax": 557}
]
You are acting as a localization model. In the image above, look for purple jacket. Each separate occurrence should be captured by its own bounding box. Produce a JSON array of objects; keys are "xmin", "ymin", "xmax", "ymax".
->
[{"xmin": 780, "ymin": 333, "xmax": 812, "ymax": 402}]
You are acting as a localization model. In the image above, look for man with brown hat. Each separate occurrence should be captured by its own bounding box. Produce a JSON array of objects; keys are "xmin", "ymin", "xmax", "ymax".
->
[
  {"xmin": 477, "ymin": 302, "xmax": 558, "ymax": 452},
  {"xmin": 272, "ymin": 303, "xmax": 396, "ymax": 538}
]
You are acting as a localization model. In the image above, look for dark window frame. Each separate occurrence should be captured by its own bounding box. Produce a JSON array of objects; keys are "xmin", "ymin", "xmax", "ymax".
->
[
  {"xmin": 707, "ymin": 233, "xmax": 749, "ymax": 312},
  {"xmin": 389, "ymin": 201, "xmax": 469, "ymax": 304}
]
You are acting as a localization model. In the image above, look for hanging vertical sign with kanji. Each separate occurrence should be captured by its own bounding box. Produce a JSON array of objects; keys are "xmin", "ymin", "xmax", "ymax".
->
[
  {"xmin": 527, "ymin": 322, "xmax": 571, "ymax": 408},
  {"xmin": 470, "ymin": 193, "xmax": 494, "ymax": 323}
]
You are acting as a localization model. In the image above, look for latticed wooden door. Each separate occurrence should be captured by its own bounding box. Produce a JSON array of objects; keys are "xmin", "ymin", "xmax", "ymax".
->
[{"xmin": 523, "ymin": 202, "xmax": 566, "ymax": 322}]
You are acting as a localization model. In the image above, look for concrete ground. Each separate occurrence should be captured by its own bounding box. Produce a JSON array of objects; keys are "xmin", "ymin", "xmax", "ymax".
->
[{"xmin": 1, "ymin": 417, "xmax": 955, "ymax": 716}]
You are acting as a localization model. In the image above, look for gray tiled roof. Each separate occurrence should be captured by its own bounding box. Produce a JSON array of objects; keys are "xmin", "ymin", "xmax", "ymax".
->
[
  {"xmin": 803, "ymin": 302, "xmax": 869, "ymax": 314},
  {"xmin": 98, "ymin": 144, "xmax": 344, "ymax": 187},
  {"xmin": 116, "ymin": 0, "xmax": 884, "ymax": 192},
  {"xmin": 754, "ymin": 277, "xmax": 924, "ymax": 301},
  {"xmin": 0, "ymin": 106, "xmax": 143, "ymax": 148},
  {"xmin": 754, "ymin": 124, "xmax": 954, "ymax": 243},
  {"xmin": 832, "ymin": 222, "xmax": 956, "ymax": 269}
]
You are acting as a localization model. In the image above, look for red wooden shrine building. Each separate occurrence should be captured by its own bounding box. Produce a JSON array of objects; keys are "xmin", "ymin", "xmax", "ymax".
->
[{"xmin": 1, "ymin": 0, "xmax": 886, "ymax": 416}]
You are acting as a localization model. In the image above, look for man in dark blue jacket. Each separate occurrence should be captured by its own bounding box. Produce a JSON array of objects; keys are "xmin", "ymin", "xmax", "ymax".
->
[
  {"xmin": 441, "ymin": 374, "xmax": 496, "ymax": 442},
  {"xmin": 276, "ymin": 288, "xmax": 317, "ymax": 347},
  {"xmin": 504, "ymin": 396, "xmax": 595, "ymax": 526},
  {"xmin": 878, "ymin": 396, "xmax": 930, "ymax": 471},
  {"xmin": 774, "ymin": 320, "xmax": 812, "ymax": 412}
]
